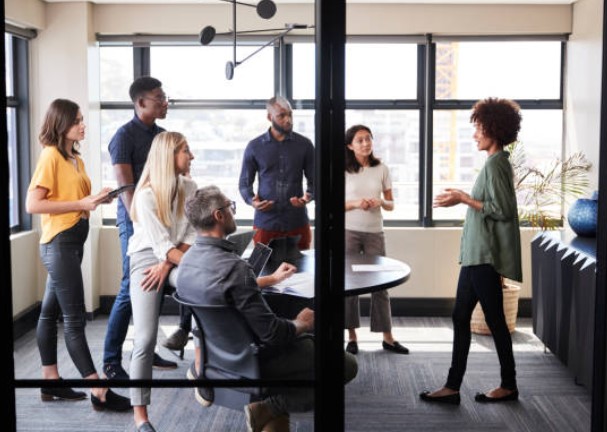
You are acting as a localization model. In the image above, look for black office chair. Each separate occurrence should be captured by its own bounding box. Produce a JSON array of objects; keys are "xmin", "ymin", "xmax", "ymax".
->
[{"xmin": 172, "ymin": 292, "xmax": 267, "ymax": 410}]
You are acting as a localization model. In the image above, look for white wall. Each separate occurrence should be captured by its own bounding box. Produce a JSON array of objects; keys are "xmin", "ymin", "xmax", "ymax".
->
[
  {"xmin": 18, "ymin": 2, "xmax": 105, "ymax": 314},
  {"xmin": 4, "ymin": 0, "xmax": 45, "ymax": 29},
  {"xmin": 565, "ymin": 0, "xmax": 604, "ymax": 192},
  {"xmin": 6, "ymin": 1, "xmax": 587, "ymax": 316},
  {"xmin": 9, "ymin": 232, "xmax": 43, "ymax": 317},
  {"xmin": 98, "ymin": 226, "xmax": 536, "ymax": 299},
  {"xmin": 92, "ymin": 3, "xmax": 571, "ymax": 36}
]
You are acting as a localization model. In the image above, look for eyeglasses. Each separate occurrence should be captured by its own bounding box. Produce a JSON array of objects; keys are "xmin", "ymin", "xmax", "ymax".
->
[
  {"xmin": 217, "ymin": 200, "xmax": 236, "ymax": 214},
  {"xmin": 142, "ymin": 94, "xmax": 169, "ymax": 104}
]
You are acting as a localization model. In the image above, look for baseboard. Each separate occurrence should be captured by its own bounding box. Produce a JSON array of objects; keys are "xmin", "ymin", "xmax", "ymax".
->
[
  {"xmin": 360, "ymin": 297, "xmax": 532, "ymax": 318},
  {"xmin": 98, "ymin": 295, "xmax": 532, "ymax": 318},
  {"xmin": 14, "ymin": 296, "xmax": 531, "ymax": 339},
  {"xmin": 13, "ymin": 302, "xmax": 41, "ymax": 339},
  {"xmin": 14, "ymin": 302, "xmax": 110, "ymax": 340}
]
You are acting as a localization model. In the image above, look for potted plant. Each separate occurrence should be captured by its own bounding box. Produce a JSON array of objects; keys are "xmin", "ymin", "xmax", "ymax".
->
[{"xmin": 471, "ymin": 141, "xmax": 592, "ymax": 335}]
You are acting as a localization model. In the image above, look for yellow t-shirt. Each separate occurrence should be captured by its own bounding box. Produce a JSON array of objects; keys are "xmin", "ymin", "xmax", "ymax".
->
[{"xmin": 28, "ymin": 146, "xmax": 92, "ymax": 244}]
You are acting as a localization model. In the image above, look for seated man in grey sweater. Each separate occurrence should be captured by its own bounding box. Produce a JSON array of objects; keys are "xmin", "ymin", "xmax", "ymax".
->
[{"xmin": 176, "ymin": 185, "xmax": 358, "ymax": 432}]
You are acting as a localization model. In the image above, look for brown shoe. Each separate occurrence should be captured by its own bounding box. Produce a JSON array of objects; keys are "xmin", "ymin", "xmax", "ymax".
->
[
  {"xmin": 262, "ymin": 415, "xmax": 290, "ymax": 432},
  {"xmin": 244, "ymin": 401, "xmax": 275, "ymax": 432}
]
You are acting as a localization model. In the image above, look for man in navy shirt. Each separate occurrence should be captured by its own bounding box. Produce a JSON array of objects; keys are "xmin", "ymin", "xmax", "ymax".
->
[
  {"xmin": 103, "ymin": 76, "xmax": 177, "ymax": 380},
  {"xmin": 239, "ymin": 96, "xmax": 315, "ymax": 250}
]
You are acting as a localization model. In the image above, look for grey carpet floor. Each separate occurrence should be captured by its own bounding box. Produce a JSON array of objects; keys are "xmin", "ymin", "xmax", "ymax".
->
[{"xmin": 13, "ymin": 317, "xmax": 591, "ymax": 431}]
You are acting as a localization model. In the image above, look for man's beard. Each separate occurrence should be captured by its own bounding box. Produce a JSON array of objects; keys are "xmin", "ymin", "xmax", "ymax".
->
[
  {"xmin": 225, "ymin": 220, "xmax": 237, "ymax": 236},
  {"xmin": 272, "ymin": 120, "xmax": 292, "ymax": 136}
]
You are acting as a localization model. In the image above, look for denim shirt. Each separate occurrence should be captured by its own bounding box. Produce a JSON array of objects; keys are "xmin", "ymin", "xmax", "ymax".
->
[
  {"xmin": 460, "ymin": 151, "xmax": 523, "ymax": 282},
  {"xmin": 108, "ymin": 114, "xmax": 165, "ymax": 224},
  {"xmin": 176, "ymin": 236, "xmax": 297, "ymax": 346},
  {"xmin": 239, "ymin": 129, "xmax": 314, "ymax": 231}
]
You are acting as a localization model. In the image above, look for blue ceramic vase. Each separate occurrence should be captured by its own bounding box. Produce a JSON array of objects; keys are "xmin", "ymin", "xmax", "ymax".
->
[{"xmin": 567, "ymin": 191, "xmax": 598, "ymax": 237}]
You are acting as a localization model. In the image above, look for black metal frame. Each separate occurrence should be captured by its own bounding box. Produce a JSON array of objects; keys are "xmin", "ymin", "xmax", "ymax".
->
[
  {"xmin": 591, "ymin": 2, "xmax": 607, "ymax": 431},
  {"xmin": 1, "ymin": 13, "xmax": 18, "ymax": 432},
  {"xmin": 314, "ymin": 0, "xmax": 346, "ymax": 428},
  {"xmin": 3, "ymin": 7, "xmax": 599, "ymax": 432},
  {"xmin": 5, "ymin": 32, "xmax": 31, "ymax": 234},
  {"xmin": 99, "ymin": 33, "xmax": 566, "ymax": 229}
]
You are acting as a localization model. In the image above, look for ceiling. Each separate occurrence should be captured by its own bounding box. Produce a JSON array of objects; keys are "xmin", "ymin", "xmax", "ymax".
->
[{"xmin": 42, "ymin": 0, "xmax": 577, "ymax": 5}]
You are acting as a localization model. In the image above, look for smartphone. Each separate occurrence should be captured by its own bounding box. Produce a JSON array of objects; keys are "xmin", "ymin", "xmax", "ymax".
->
[{"xmin": 107, "ymin": 184, "xmax": 135, "ymax": 199}]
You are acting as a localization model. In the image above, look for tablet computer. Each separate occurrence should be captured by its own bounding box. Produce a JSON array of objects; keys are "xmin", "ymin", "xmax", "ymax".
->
[
  {"xmin": 247, "ymin": 242, "xmax": 273, "ymax": 277},
  {"xmin": 108, "ymin": 184, "xmax": 135, "ymax": 199}
]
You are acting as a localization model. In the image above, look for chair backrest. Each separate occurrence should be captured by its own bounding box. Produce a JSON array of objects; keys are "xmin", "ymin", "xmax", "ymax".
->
[
  {"xmin": 227, "ymin": 229, "xmax": 256, "ymax": 257},
  {"xmin": 172, "ymin": 293, "xmax": 262, "ymax": 381}
]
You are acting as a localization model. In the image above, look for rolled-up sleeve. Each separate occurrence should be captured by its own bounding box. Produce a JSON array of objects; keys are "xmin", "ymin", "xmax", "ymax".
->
[{"xmin": 480, "ymin": 158, "xmax": 517, "ymax": 221}]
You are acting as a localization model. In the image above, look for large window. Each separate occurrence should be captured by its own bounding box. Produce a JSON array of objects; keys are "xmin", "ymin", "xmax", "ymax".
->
[
  {"xmin": 291, "ymin": 39, "xmax": 421, "ymax": 222},
  {"xmin": 99, "ymin": 42, "xmax": 280, "ymax": 221},
  {"xmin": 5, "ymin": 31, "xmax": 31, "ymax": 232},
  {"xmin": 432, "ymin": 40, "xmax": 564, "ymax": 221},
  {"xmin": 99, "ymin": 36, "xmax": 564, "ymax": 225}
]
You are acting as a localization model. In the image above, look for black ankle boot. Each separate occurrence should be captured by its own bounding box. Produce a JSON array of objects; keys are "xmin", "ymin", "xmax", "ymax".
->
[{"xmin": 41, "ymin": 378, "xmax": 87, "ymax": 401}]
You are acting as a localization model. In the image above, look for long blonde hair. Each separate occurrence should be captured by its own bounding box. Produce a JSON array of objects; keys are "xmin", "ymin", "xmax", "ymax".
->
[{"xmin": 131, "ymin": 131, "xmax": 188, "ymax": 227}]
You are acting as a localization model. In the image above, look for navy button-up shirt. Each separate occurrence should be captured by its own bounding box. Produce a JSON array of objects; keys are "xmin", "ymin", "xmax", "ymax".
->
[
  {"xmin": 238, "ymin": 129, "xmax": 314, "ymax": 231},
  {"xmin": 108, "ymin": 115, "xmax": 164, "ymax": 224}
]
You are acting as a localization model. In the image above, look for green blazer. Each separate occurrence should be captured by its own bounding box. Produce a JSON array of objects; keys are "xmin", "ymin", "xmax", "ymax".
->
[{"xmin": 460, "ymin": 150, "xmax": 523, "ymax": 282}]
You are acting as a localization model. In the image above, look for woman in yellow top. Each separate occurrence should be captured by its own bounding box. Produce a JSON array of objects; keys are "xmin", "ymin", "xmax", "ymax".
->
[{"xmin": 26, "ymin": 99, "xmax": 131, "ymax": 411}]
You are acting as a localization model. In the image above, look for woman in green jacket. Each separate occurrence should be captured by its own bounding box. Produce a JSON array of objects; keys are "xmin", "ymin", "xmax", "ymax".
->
[{"xmin": 420, "ymin": 97, "xmax": 522, "ymax": 405}]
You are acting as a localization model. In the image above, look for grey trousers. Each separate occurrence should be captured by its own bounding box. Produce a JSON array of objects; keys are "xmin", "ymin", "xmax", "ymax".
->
[
  {"xmin": 129, "ymin": 248, "xmax": 179, "ymax": 406},
  {"xmin": 261, "ymin": 337, "xmax": 358, "ymax": 416},
  {"xmin": 344, "ymin": 230, "xmax": 392, "ymax": 332}
]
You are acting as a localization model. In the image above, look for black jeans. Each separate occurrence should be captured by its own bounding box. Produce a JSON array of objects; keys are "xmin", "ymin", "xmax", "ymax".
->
[
  {"xmin": 445, "ymin": 264, "xmax": 517, "ymax": 391},
  {"xmin": 37, "ymin": 218, "xmax": 96, "ymax": 377}
]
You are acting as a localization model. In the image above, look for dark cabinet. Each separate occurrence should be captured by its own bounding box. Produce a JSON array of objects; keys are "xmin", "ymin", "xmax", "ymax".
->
[{"xmin": 531, "ymin": 231, "xmax": 597, "ymax": 391}]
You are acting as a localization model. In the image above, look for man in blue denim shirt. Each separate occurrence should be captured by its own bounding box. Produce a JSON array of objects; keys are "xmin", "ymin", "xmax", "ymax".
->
[
  {"xmin": 239, "ymin": 96, "xmax": 315, "ymax": 250},
  {"xmin": 103, "ymin": 76, "xmax": 177, "ymax": 380}
]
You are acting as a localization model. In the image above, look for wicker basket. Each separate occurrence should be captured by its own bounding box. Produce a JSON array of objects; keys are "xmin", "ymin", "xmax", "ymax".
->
[{"xmin": 470, "ymin": 284, "xmax": 521, "ymax": 335}]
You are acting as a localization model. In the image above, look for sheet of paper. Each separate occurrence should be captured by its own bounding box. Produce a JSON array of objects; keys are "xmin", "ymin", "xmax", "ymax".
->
[
  {"xmin": 351, "ymin": 264, "xmax": 405, "ymax": 272},
  {"xmin": 272, "ymin": 272, "xmax": 315, "ymax": 298}
]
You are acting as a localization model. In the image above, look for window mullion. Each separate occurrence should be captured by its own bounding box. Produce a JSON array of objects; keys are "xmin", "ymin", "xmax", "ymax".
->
[
  {"xmin": 133, "ymin": 43, "xmax": 150, "ymax": 79},
  {"xmin": 422, "ymin": 36, "xmax": 435, "ymax": 227}
]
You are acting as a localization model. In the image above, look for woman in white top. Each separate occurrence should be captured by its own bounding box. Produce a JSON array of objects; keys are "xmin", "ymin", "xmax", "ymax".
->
[
  {"xmin": 344, "ymin": 125, "xmax": 409, "ymax": 356},
  {"xmin": 128, "ymin": 131, "xmax": 196, "ymax": 432}
]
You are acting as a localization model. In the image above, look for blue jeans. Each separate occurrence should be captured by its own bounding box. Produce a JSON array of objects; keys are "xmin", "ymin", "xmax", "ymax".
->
[
  {"xmin": 37, "ymin": 218, "xmax": 96, "ymax": 377},
  {"xmin": 103, "ymin": 219, "xmax": 133, "ymax": 365}
]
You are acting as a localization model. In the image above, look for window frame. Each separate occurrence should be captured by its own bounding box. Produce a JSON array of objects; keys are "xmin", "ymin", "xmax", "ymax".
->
[
  {"xmin": 427, "ymin": 35, "xmax": 567, "ymax": 226},
  {"xmin": 98, "ymin": 34, "xmax": 567, "ymax": 228},
  {"xmin": 5, "ymin": 28, "xmax": 33, "ymax": 234}
]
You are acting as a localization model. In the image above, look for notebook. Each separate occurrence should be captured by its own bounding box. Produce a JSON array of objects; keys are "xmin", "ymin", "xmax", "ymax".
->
[
  {"xmin": 268, "ymin": 271, "xmax": 315, "ymax": 298},
  {"xmin": 227, "ymin": 230, "xmax": 256, "ymax": 257},
  {"xmin": 247, "ymin": 242, "xmax": 273, "ymax": 277}
]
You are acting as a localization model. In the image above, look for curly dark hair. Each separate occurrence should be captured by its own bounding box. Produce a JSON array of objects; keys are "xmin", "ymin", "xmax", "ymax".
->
[
  {"xmin": 470, "ymin": 98, "xmax": 522, "ymax": 147},
  {"xmin": 345, "ymin": 124, "xmax": 381, "ymax": 173}
]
